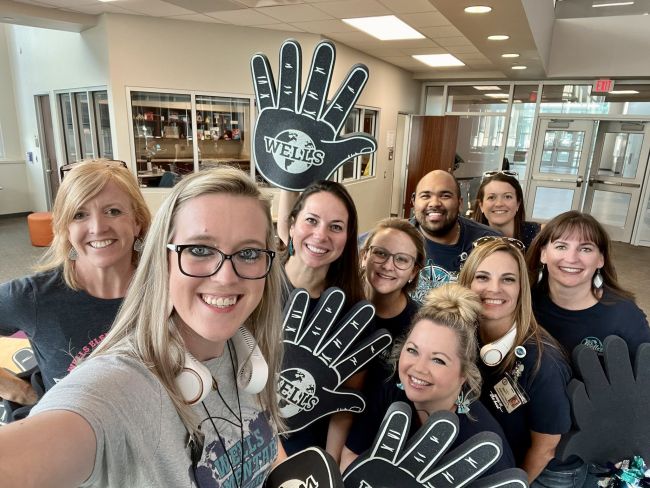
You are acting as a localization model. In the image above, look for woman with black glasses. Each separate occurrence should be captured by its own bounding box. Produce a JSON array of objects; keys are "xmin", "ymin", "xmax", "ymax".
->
[
  {"xmin": 0, "ymin": 167, "xmax": 287, "ymax": 487},
  {"xmin": 471, "ymin": 171, "xmax": 541, "ymax": 249}
]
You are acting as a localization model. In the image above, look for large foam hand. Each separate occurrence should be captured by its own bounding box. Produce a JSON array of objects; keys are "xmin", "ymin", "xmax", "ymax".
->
[
  {"xmin": 278, "ymin": 288, "xmax": 392, "ymax": 434},
  {"xmin": 342, "ymin": 402, "xmax": 528, "ymax": 488},
  {"xmin": 556, "ymin": 335, "xmax": 650, "ymax": 465},
  {"xmin": 250, "ymin": 39, "xmax": 377, "ymax": 191}
]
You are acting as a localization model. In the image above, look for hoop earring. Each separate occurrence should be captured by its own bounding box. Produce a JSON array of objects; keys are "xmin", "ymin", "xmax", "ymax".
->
[
  {"xmin": 593, "ymin": 268, "xmax": 604, "ymax": 290},
  {"xmin": 68, "ymin": 247, "xmax": 78, "ymax": 261},
  {"xmin": 537, "ymin": 263, "xmax": 545, "ymax": 284},
  {"xmin": 455, "ymin": 389, "xmax": 471, "ymax": 415},
  {"xmin": 133, "ymin": 237, "xmax": 144, "ymax": 253},
  {"xmin": 288, "ymin": 237, "xmax": 295, "ymax": 256}
]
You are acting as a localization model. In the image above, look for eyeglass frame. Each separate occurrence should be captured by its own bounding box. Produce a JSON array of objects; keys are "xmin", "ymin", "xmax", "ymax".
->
[
  {"xmin": 472, "ymin": 235, "xmax": 526, "ymax": 252},
  {"xmin": 367, "ymin": 245, "xmax": 417, "ymax": 271},
  {"xmin": 166, "ymin": 244, "xmax": 275, "ymax": 280},
  {"xmin": 481, "ymin": 170, "xmax": 519, "ymax": 182}
]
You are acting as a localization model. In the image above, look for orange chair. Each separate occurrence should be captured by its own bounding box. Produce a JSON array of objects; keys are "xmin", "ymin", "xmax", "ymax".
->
[{"xmin": 27, "ymin": 212, "xmax": 54, "ymax": 247}]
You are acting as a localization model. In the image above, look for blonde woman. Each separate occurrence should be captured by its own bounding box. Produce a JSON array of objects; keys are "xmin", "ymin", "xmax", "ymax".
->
[
  {"xmin": 341, "ymin": 283, "xmax": 514, "ymax": 475},
  {"xmin": 0, "ymin": 160, "xmax": 150, "ymax": 407},
  {"xmin": 0, "ymin": 167, "xmax": 286, "ymax": 487}
]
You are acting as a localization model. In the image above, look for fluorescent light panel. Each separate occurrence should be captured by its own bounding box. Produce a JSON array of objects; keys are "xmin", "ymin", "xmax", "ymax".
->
[
  {"xmin": 502, "ymin": 53, "xmax": 520, "ymax": 58},
  {"xmin": 512, "ymin": 65, "xmax": 527, "ymax": 70},
  {"xmin": 488, "ymin": 35, "xmax": 509, "ymax": 40},
  {"xmin": 464, "ymin": 6, "xmax": 492, "ymax": 13},
  {"xmin": 609, "ymin": 90, "xmax": 639, "ymax": 94},
  {"xmin": 474, "ymin": 86, "xmax": 502, "ymax": 90},
  {"xmin": 485, "ymin": 93, "xmax": 509, "ymax": 98},
  {"xmin": 592, "ymin": 1, "xmax": 634, "ymax": 7},
  {"xmin": 342, "ymin": 15, "xmax": 424, "ymax": 40},
  {"xmin": 412, "ymin": 54, "xmax": 465, "ymax": 67}
]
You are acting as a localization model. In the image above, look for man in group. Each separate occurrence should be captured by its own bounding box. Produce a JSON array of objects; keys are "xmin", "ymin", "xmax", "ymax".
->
[{"xmin": 410, "ymin": 170, "xmax": 498, "ymax": 302}]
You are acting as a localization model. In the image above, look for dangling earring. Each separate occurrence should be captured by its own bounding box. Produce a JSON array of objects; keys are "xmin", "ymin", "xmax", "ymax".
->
[
  {"xmin": 68, "ymin": 247, "xmax": 78, "ymax": 261},
  {"xmin": 133, "ymin": 237, "xmax": 144, "ymax": 253},
  {"xmin": 593, "ymin": 268, "xmax": 604, "ymax": 290},
  {"xmin": 396, "ymin": 382, "xmax": 404, "ymax": 390},
  {"xmin": 537, "ymin": 263, "xmax": 545, "ymax": 284},
  {"xmin": 288, "ymin": 237, "xmax": 295, "ymax": 256},
  {"xmin": 455, "ymin": 389, "xmax": 471, "ymax": 415}
]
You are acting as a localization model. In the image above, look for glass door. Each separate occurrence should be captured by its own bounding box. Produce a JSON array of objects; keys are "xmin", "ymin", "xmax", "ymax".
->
[
  {"xmin": 526, "ymin": 119, "xmax": 595, "ymax": 221},
  {"xmin": 583, "ymin": 121, "xmax": 650, "ymax": 242}
]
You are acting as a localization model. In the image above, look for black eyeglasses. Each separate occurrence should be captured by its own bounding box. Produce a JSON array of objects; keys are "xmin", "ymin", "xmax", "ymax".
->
[
  {"xmin": 481, "ymin": 170, "xmax": 519, "ymax": 181},
  {"xmin": 167, "ymin": 244, "xmax": 275, "ymax": 279},
  {"xmin": 473, "ymin": 236, "xmax": 525, "ymax": 252},
  {"xmin": 368, "ymin": 246, "xmax": 416, "ymax": 270}
]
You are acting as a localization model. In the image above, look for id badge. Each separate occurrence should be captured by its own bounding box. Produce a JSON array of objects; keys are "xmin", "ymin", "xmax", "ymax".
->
[{"xmin": 493, "ymin": 374, "xmax": 529, "ymax": 413}]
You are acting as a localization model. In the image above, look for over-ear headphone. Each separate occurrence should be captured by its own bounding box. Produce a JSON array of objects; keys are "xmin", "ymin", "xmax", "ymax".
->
[
  {"xmin": 480, "ymin": 324, "xmax": 517, "ymax": 367},
  {"xmin": 175, "ymin": 326, "xmax": 269, "ymax": 405}
]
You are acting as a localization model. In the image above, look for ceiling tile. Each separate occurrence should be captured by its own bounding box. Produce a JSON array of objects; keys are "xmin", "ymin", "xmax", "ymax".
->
[
  {"xmin": 325, "ymin": 31, "xmax": 377, "ymax": 45},
  {"xmin": 257, "ymin": 4, "xmax": 332, "ymax": 22},
  {"xmin": 289, "ymin": 19, "xmax": 355, "ymax": 33},
  {"xmin": 400, "ymin": 46, "xmax": 448, "ymax": 56},
  {"xmin": 234, "ymin": 0, "xmax": 306, "ymax": 6},
  {"xmin": 363, "ymin": 47, "xmax": 407, "ymax": 57},
  {"xmin": 117, "ymin": 0, "xmax": 196, "ymax": 16},
  {"xmin": 397, "ymin": 11, "xmax": 450, "ymax": 28},
  {"xmin": 446, "ymin": 45, "xmax": 481, "ymax": 54},
  {"xmin": 312, "ymin": 0, "xmax": 391, "ymax": 18},
  {"xmin": 163, "ymin": 0, "xmax": 244, "ymax": 13},
  {"xmin": 164, "ymin": 13, "xmax": 227, "ymax": 22},
  {"xmin": 65, "ymin": 3, "xmax": 135, "ymax": 14},
  {"xmin": 206, "ymin": 8, "xmax": 278, "ymax": 24},
  {"xmin": 435, "ymin": 36, "xmax": 473, "ymax": 47},
  {"xmin": 385, "ymin": 38, "xmax": 440, "ymax": 49},
  {"xmin": 256, "ymin": 22, "xmax": 305, "ymax": 31},
  {"xmin": 32, "ymin": 0, "xmax": 97, "ymax": 6},
  {"xmin": 425, "ymin": 25, "xmax": 462, "ymax": 38},
  {"xmin": 377, "ymin": 0, "xmax": 438, "ymax": 14}
]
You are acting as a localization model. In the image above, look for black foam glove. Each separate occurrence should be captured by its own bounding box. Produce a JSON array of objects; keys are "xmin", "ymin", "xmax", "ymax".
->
[
  {"xmin": 342, "ymin": 402, "xmax": 528, "ymax": 488},
  {"xmin": 557, "ymin": 335, "xmax": 650, "ymax": 464},
  {"xmin": 278, "ymin": 287, "xmax": 391, "ymax": 433},
  {"xmin": 250, "ymin": 39, "xmax": 377, "ymax": 190},
  {"xmin": 264, "ymin": 447, "xmax": 343, "ymax": 488}
]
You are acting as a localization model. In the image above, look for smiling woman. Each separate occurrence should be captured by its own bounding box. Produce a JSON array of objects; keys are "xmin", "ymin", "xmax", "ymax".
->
[{"xmin": 0, "ymin": 160, "xmax": 151, "ymax": 408}]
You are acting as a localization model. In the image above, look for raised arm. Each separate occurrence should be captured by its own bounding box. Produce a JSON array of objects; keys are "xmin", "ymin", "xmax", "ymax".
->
[
  {"xmin": 521, "ymin": 431, "xmax": 561, "ymax": 483},
  {"xmin": 0, "ymin": 410, "xmax": 96, "ymax": 488},
  {"xmin": 0, "ymin": 368, "xmax": 37, "ymax": 405}
]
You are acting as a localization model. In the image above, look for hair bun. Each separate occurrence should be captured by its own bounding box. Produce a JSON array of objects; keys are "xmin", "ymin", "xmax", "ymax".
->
[{"xmin": 421, "ymin": 283, "xmax": 482, "ymax": 324}]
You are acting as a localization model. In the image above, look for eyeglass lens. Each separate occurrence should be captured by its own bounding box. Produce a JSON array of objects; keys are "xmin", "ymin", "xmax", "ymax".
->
[
  {"xmin": 179, "ymin": 246, "xmax": 272, "ymax": 279},
  {"xmin": 370, "ymin": 247, "xmax": 415, "ymax": 270}
]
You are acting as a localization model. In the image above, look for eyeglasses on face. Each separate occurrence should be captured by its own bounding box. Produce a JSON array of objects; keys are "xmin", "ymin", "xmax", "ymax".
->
[
  {"xmin": 481, "ymin": 170, "xmax": 519, "ymax": 181},
  {"xmin": 167, "ymin": 244, "xmax": 275, "ymax": 280},
  {"xmin": 367, "ymin": 246, "xmax": 416, "ymax": 270},
  {"xmin": 472, "ymin": 236, "xmax": 525, "ymax": 252}
]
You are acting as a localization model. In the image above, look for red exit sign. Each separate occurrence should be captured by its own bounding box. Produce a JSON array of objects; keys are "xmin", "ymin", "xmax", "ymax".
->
[{"xmin": 593, "ymin": 79, "xmax": 615, "ymax": 93}]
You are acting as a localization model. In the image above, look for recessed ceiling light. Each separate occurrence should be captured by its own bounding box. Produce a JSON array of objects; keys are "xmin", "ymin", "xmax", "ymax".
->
[
  {"xmin": 485, "ymin": 93, "xmax": 509, "ymax": 98},
  {"xmin": 609, "ymin": 90, "xmax": 640, "ymax": 94},
  {"xmin": 342, "ymin": 15, "xmax": 424, "ymax": 40},
  {"xmin": 412, "ymin": 54, "xmax": 465, "ymax": 67},
  {"xmin": 464, "ymin": 6, "xmax": 492, "ymax": 14},
  {"xmin": 474, "ymin": 86, "xmax": 502, "ymax": 90},
  {"xmin": 511, "ymin": 65, "xmax": 527, "ymax": 70},
  {"xmin": 488, "ymin": 35, "xmax": 510, "ymax": 41},
  {"xmin": 502, "ymin": 53, "xmax": 520, "ymax": 58},
  {"xmin": 592, "ymin": 1, "xmax": 634, "ymax": 7}
]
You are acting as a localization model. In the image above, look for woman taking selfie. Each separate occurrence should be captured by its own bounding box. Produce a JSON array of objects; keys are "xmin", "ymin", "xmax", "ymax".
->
[{"xmin": 0, "ymin": 167, "xmax": 286, "ymax": 487}]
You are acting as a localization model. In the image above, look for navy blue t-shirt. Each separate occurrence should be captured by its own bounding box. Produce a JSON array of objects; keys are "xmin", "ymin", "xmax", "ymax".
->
[
  {"xmin": 346, "ymin": 379, "xmax": 516, "ymax": 476},
  {"xmin": 479, "ymin": 341, "xmax": 572, "ymax": 469},
  {"xmin": 520, "ymin": 221, "xmax": 541, "ymax": 249},
  {"xmin": 533, "ymin": 290, "xmax": 650, "ymax": 358},
  {"xmin": 410, "ymin": 217, "xmax": 499, "ymax": 303}
]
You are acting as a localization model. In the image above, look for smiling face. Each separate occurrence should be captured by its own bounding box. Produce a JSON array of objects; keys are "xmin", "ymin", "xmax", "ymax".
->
[
  {"xmin": 413, "ymin": 171, "xmax": 461, "ymax": 240},
  {"xmin": 478, "ymin": 180, "xmax": 520, "ymax": 228},
  {"xmin": 398, "ymin": 319, "xmax": 465, "ymax": 414},
  {"xmin": 168, "ymin": 193, "xmax": 268, "ymax": 360},
  {"xmin": 289, "ymin": 191, "xmax": 349, "ymax": 271},
  {"xmin": 541, "ymin": 233, "xmax": 605, "ymax": 293},
  {"xmin": 362, "ymin": 228, "xmax": 418, "ymax": 296},
  {"xmin": 67, "ymin": 181, "xmax": 141, "ymax": 272},
  {"xmin": 469, "ymin": 251, "xmax": 520, "ymax": 332}
]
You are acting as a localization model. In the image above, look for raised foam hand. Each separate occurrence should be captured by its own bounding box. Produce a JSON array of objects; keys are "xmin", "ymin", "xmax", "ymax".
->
[
  {"xmin": 278, "ymin": 288, "xmax": 391, "ymax": 433},
  {"xmin": 250, "ymin": 39, "xmax": 377, "ymax": 191},
  {"xmin": 342, "ymin": 402, "xmax": 528, "ymax": 488}
]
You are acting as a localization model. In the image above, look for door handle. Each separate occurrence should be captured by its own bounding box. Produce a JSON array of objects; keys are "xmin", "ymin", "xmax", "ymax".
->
[{"xmin": 576, "ymin": 176, "xmax": 583, "ymax": 188}]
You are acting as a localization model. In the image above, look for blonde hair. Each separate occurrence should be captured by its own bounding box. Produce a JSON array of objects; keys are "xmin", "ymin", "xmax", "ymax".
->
[
  {"xmin": 91, "ymin": 166, "xmax": 284, "ymax": 436},
  {"xmin": 459, "ymin": 239, "xmax": 562, "ymax": 374},
  {"xmin": 37, "ymin": 159, "xmax": 151, "ymax": 289},
  {"xmin": 391, "ymin": 283, "xmax": 483, "ymax": 409}
]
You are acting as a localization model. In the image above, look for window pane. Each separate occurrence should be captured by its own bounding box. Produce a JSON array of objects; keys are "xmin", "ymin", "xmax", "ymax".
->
[
  {"xmin": 131, "ymin": 91, "xmax": 192, "ymax": 187},
  {"xmin": 341, "ymin": 109, "xmax": 359, "ymax": 181},
  {"xmin": 196, "ymin": 95, "xmax": 250, "ymax": 175},
  {"xmin": 425, "ymin": 86, "xmax": 445, "ymax": 115},
  {"xmin": 60, "ymin": 93, "xmax": 77, "ymax": 163},
  {"xmin": 75, "ymin": 92, "xmax": 94, "ymax": 160},
  {"xmin": 446, "ymin": 85, "xmax": 509, "ymax": 113},
  {"xmin": 360, "ymin": 109, "xmax": 377, "ymax": 177},
  {"xmin": 504, "ymin": 85, "xmax": 537, "ymax": 179},
  {"xmin": 93, "ymin": 91, "xmax": 113, "ymax": 159},
  {"xmin": 539, "ymin": 85, "xmax": 610, "ymax": 115}
]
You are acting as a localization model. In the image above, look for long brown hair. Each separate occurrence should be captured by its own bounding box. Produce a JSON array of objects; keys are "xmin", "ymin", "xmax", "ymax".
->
[
  {"xmin": 287, "ymin": 180, "xmax": 365, "ymax": 305},
  {"xmin": 526, "ymin": 210, "xmax": 634, "ymax": 301},
  {"xmin": 459, "ymin": 239, "xmax": 563, "ymax": 374},
  {"xmin": 471, "ymin": 173, "xmax": 525, "ymax": 240}
]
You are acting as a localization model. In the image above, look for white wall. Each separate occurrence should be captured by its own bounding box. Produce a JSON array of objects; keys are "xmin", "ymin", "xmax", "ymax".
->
[{"xmin": 5, "ymin": 19, "xmax": 109, "ymax": 212}]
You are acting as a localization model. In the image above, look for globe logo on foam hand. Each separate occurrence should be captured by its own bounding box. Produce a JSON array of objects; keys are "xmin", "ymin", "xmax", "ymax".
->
[
  {"xmin": 277, "ymin": 367, "xmax": 319, "ymax": 417},
  {"xmin": 264, "ymin": 130, "xmax": 325, "ymax": 174}
]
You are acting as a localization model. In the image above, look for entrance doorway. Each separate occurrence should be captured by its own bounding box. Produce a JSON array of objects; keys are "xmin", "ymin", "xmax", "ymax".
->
[
  {"xmin": 35, "ymin": 95, "xmax": 59, "ymax": 209},
  {"xmin": 526, "ymin": 118, "xmax": 650, "ymax": 243}
]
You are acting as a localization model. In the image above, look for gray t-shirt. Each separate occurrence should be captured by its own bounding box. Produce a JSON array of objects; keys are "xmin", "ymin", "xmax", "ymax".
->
[{"xmin": 32, "ymin": 353, "xmax": 278, "ymax": 487}]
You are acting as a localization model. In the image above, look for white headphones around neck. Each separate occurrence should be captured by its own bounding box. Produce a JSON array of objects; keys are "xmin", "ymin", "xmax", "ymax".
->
[
  {"xmin": 480, "ymin": 324, "xmax": 517, "ymax": 367},
  {"xmin": 175, "ymin": 326, "xmax": 269, "ymax": 405}
]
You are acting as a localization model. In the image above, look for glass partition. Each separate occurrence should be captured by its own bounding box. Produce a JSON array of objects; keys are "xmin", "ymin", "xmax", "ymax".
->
[
  {"xmin": 446, "ymin": 85, "xmax": 509, "ymax": 113},
  {"xmin": 75, "ymin": 92, "xmax": 94, "ymax": 160},
  {"xmin": 504, "ymin": 85, "xmax": 538, "ymax": 179},
  {"xmin": 93, "ymin": 92, "xmax": 113, "ymax": 159},
  {"xmin": 60, "ymin": 93, "xmax": 77, "ymax": 164}
]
